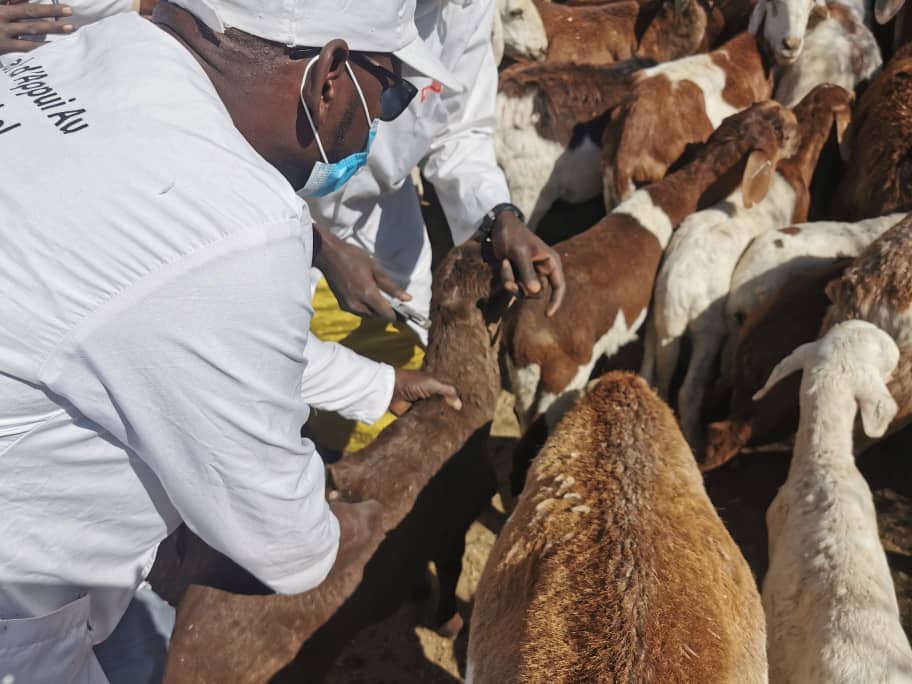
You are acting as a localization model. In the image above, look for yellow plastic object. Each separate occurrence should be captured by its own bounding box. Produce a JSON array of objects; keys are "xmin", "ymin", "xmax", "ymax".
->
[{"xmin": 307, "ymin": 277, "xmax": 425, "ymax": 453}]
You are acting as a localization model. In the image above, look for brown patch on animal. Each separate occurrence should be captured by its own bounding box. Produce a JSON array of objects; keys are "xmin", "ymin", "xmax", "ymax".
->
[
  {"xmin": 776, "ymin": 84, "xmax": 855, "ymax": 225},
  {"xmin": 780, "ymin": 226, "xmax": 801, "ymax": 235},
  {"xmin": 834, "ymin": 44, "xmax": 912, "ymax": 220},
  {"xmin": 536, "ymin": 0, "xmax": 639, "ymax": 64},
  {"xmin": 713, "ymin": 32, "xmax": 773, "ymax": 111},
  {"xmin": 469, "ymin": 373, "xmax": 767, "ymax": 682},
  {"xmin": 636, "ymin": 0, "xmax": 721, "ymax": 63},
  {"xmin": 774, "ymin": 238, "xmax": 785, "ymax": 247},
  {"xmin": 499, "ymin": 58, "xmax": 654, "ymax": 146},
  {"xmin": 603, "ymin": 32, "xmax": 772, "ymax": 202}
]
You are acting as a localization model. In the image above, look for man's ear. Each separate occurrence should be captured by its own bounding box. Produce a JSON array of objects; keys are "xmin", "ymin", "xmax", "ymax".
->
[{"xmin": 302, "ymin": 39, "xmax": 350, "ymax": 129}]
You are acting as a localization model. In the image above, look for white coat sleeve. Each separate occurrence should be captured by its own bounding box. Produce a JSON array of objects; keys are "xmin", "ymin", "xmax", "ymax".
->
[
  {"xmin": 419, "ymin": 0, "xmax": 512, "ymax": 245},
  {"xmin": 301, "ymin": 335, "xmax": 395, "ymax": 424},
  {"xmin": 56, "ymin": 0, "xmax": 139, "ymax": 29},
  {"xmin": 39, "ymin": 221, "xmax": 339, "ymax": 596}
]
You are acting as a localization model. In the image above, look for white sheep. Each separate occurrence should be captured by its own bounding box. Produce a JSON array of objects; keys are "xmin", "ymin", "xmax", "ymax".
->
[{"xmin": 754, "ymin": 320, "xmax": 912, "ymax": 683}]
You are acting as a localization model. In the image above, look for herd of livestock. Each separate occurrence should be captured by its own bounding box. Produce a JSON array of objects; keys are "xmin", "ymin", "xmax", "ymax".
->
[{"xmin": 149, "ymin": 0, "xmax": 912, "ymax": 680}]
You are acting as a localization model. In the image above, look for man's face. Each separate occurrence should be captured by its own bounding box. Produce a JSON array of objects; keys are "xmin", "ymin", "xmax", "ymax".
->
[{"xmin": 320, "ymin": 53, "xmax": 398, "ymax": 162}]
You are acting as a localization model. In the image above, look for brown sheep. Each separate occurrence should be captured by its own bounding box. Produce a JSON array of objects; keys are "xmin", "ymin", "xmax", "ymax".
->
[
  {"xmin": 467, "ymin": 372, "xmax": 767, "ymax": 683},
  {"xmin": 834, "ymin": 44, "xmax": 912, "ymax": 220}
]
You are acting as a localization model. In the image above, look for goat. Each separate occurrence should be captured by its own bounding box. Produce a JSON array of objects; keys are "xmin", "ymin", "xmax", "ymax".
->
[
  {"xmin": 496, "ymin": 0, "xmax": 640, "ymax": 64},
  {"xmin": 467, "ymin": 372, "xmax": 768, "ymax": 684},
  {"xmin": 642, "ymin": 84, "xmax": 850, "ymax": 446},
  {"xmin": 496, "ymin": 58, "xmax": 654, "ymax": 228},
  {"xmin": 703, "ymin": 258, "xmax": 851, "ymax": 470},
  {"xmin": 754, "ymin": 320, "xmax": 912, "ymax": 683},
  {"xmin": 835, "ymin": 44, "xmax": 912, "ymax": 220},
  {"xmin": 505, "ymin": 100, "xmax": 798, "ymax": 433},
  {"xmin": 722, "ymin": 212, "xmax": 905, "ymax": 381},
  {"xmin": 159, "ymin": 243, "xmax": 504, "ymax": 682},
  {"xmin": 749, "ymin": 0, "xmax": 869, "ymax": 66},
  {"xmin": 773, "ymin": 1, "xmax": 882, "ymax": 107},
  {"xmin": 601, "ymin": 32, "xmax": 772, "ymax": 208}
]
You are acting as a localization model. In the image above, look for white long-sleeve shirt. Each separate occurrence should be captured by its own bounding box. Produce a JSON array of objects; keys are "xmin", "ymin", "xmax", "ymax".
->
[
  {"xmin": 308, "ymin": 0, "xmax": 510, "ymax": 247},
  {"xmin": 0, "ymin": 13, "xmax": 393, "ymax": 642}
]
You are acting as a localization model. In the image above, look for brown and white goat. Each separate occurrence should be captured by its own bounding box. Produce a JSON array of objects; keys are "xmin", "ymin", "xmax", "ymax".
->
[
  {"xmin": 601, "ymin": 32, "xmax": 772, "ymax": 208},
  {"xmin": 496, "ymin": 0, "xmax": 640, "ymax": 64},
  {"xmin": 835, "ymin": 44, "xmax": 912, "ymax": 220},
  {"xmin": 773, "ymin": 1, "xmax": 882, "ymax": 107},
  {"xmin": 505, "ymin": 100, "xmax": 798, "ymax": 432},
  {"xmin": 159, "ymin": 244, "xmax": 504, "ymax": 682},
  {"xmin": 467, "ymin": 372, "xmax": 767, "ymax": 683},
  {"xmin": 642, "ymin": 84, "xmax": 851, "ymax": 446},
  {"xmin": 496, "ymin": 58, "xmax": 654, "ymax": 228}
]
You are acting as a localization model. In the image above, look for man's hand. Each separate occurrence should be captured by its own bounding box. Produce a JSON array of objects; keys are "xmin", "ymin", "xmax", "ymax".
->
[
  {"xmin": 330, "ymin": 498, "xmax": 385, "ymax": 574},
  {"xmin": 390, "ymin": 368, "xmax": 462, "ymax": 416},
  {"xmin": 490, "ymin": 211, "xmax": 566, "ymax": 317},
  {"xmin": 313, "ymin": 224, "xmax": 410, "ymax": 324},
  {"xmin": 0, "ymin": 1, "xmax": 73, "ymax": 54}
]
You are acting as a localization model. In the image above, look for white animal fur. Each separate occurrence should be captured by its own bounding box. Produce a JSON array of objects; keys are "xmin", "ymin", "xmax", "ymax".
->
[
  {"xmin": 721, "ymin": 213, "xmax": 906, "ymax": 382},
  {"xmin": 644, "ymin": 176, "xmax": 798, "ymax": 444},
  {"xmin": 508, "ymin": 307, "xmax": 646, "ymax": 431},
  {"xmin": 755, "ymin": 320, "xmax": 912, "ymax": 683},
  {"xmin": 498, "ymin": 0, "xmax": 548, "ymax": 61},
  {"xmin": 495, "ymin": 92, "xmax": 603, "ymax": 229},
  {"xmin": 774, "ymin": 2, "xmax": 882, "ymax": 108}
]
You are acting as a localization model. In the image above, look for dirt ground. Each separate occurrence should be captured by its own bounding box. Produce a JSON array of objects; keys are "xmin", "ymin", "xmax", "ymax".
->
[{"xmin": 323, "ymin": 388, "xmax": 912, "ymax": 683}]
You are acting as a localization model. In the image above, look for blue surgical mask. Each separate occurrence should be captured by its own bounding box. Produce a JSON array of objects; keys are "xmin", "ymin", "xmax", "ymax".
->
[{"xmin": 299, "ymin": 57, "xmax": 378, "ymax": 197}]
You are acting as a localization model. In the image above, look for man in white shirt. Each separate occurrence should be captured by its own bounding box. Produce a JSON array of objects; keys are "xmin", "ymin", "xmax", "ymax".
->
[
  {"xmin": 308, "ymin": 0, "xmax": 566, "ymax": 343},
  {"xmin": 0, "ymin": 1, "xmax": 461, "ymax": 681}
]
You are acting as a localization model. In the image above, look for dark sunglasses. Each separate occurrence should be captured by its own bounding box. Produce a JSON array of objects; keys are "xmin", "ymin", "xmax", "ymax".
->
[{"xmin": 289, "ymin": 48, "xmax": 418, "ymax": 122}]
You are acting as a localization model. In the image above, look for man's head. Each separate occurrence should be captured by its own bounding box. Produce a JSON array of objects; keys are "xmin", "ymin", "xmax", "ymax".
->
[{"xmin": 153, "ymin": 0, "xmax": 457, "ymax": 190}]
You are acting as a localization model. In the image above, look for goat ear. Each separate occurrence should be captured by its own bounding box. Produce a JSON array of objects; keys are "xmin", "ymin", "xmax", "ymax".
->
[
  {"xmin": 748, "ymin": 1, "xmax": 766, "ymax": 34},
  {"xmin": 675, "ymin": 0, "xmax": 692, "ymax": 14},
  {"xmin": 742, "ymin": 150, "xmax": 774, "ymax": 209},
  {"xmin": 856, "ymin": 375, "xmax": 898, "ymax": 438},
  {"xmin": 753, "ymin": 342, "xmax": 817, "ymax": 401},
  {"xmin": 876, "ymin": 0, "xmax": 905, "ymax": 24},
  {"xmin": 833, "ymin": 104, "xmax": 852, "ymax": 145}
]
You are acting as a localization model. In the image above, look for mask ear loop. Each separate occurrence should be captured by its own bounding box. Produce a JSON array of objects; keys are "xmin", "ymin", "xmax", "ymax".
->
[
  {"xmin": 300, "ymin": 56, "xmax": 329, "ymax": 164},
  {"xmin": 344, "ymin": 61, "xmax": 373, "ymax": 127}
]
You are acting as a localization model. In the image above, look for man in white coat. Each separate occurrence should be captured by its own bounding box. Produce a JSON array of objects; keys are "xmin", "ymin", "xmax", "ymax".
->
[
  {"xmin": 308, "ymin": 0, "xmax": 565, "ymax": 344},
  {"xmin": 0, "ymin": 1, "xmax": 461, "ymax": 681}
]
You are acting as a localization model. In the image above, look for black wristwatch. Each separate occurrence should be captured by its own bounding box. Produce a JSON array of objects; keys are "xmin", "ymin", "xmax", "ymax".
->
[{"xmin": 472, "ymin": 203, "xmax": 526, "ymax": 244}]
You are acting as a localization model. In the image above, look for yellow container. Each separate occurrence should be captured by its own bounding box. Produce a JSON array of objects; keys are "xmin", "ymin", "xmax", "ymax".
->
[{"xmin": 308, "ymin": 277, "xmax": 425, "ymax": 453}]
